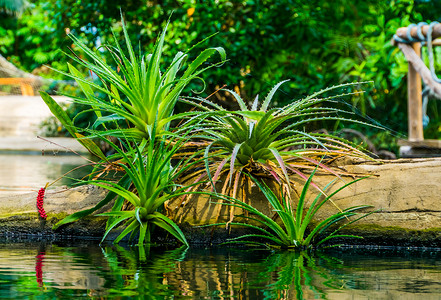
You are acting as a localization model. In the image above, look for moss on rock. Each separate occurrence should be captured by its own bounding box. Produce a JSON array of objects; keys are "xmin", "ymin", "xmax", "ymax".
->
[{"xmin": 0, "ymin": 212, "xmax": 107, "ymax": 240}]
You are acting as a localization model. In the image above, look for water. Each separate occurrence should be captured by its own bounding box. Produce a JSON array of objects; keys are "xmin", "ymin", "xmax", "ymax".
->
[
  {"xmin": 1, "ymin": 242, "xmax": 441, "ymax": 299},
  {"xmin": 0, "ymin": 153, "xmax": 90, "ymax": 196}
]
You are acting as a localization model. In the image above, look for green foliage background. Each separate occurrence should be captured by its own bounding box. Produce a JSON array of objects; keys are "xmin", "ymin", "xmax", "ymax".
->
[{"xmin": 1, "ymin": 0, "xmax": 441, "ymax": 151}]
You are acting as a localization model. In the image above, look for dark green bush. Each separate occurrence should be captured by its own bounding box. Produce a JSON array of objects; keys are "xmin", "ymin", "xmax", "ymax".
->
[{"xmin": 3, "ymin": 0, "xmax": 441, "ymax": 151}]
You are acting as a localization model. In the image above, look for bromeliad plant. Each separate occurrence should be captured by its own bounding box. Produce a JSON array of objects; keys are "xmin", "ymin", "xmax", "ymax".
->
[
  {"xmin": 39, "ymin": 13, "xmax": 378, "ymax": 247},
  {"xmin": 180, "ymin": 81, "xmax": 374, "ymax": 202},
  {"xmin": 54, "ymin": 126, "xmax": 209, "ymax": 246},
  {"xmin": 40, "ymin": 15, "xmax": 225, "ymax": 227},
  {"xmin": 39, "ymin": 14, "xmax": 225, "ymax": 246},
  {"xmin": 98, "ymin": 134, "xmax": 196, "ymax": 246},
  {"xmin": 41, "ymin": 15, "xmax": 225, "ymax": 142},
  {"xmin": 207, "ymin": 169, "xmax": 372, "ymax": 249}
]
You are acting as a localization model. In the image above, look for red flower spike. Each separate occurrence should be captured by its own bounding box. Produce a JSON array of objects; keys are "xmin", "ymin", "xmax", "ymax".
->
[{"xmin": 36, "ymin": 188, "xmax": 47, "ymax": 220}]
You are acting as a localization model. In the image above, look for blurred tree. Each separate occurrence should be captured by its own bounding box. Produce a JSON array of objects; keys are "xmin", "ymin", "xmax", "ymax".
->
[
  {"xmin": 0, "ymin": 1, "xmax": 65, "ymax": 76},
  {"xmin": 0, "ymin": 0, "xmax": 26, "ymax": 14},
  {"xmin": 2, "ymin": 0, "xmax": 441, "ymax": 150}
]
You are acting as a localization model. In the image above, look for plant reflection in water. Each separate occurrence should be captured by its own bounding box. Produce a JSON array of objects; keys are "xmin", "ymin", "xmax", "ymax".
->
[
  {"xmin": 257, "ymin": 251, "xmax": 347, "ymax": 299},
  {"xmin": 7, "ymin": 241, "xmax": 441, "ymax": 299},
  {"xmin": 96, "ymin": 245, "xmax": 347, "ymax": 299},
  {"xmin": 25, "ymin": 242, "xmax": 349, "ymax": 298},
  {"xmin": 99, "ymin": 245, "xmax": 189, "ymax": 298}
]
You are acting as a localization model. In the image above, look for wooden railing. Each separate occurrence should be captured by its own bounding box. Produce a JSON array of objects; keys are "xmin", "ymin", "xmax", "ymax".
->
[
  {"xmin": 0, "ymin": 78, "xmax": 35, "ymax": 96},
  {"xmin": 393, "ymin": 23, "xmax": 441, "ymax": 149}
]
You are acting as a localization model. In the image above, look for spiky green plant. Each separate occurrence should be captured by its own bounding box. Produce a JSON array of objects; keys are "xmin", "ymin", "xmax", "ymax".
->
[
  {"xmin": 42, "ymin": 14, "xmax": 225, "ymax": 141},
  {"xmin": 53, "ymin": 124, "xmax": 211, "ymax": 246},
  {"xmin": 207, "ymin": 169, "xmax": 372, "ymax": 249},
  {"xmin": 180, "ymin": 81, "xmax": 374, "ymax": 202},
  {"xmin": 96, "ymin": 132, "xmax": 211, "ymax": 245}
]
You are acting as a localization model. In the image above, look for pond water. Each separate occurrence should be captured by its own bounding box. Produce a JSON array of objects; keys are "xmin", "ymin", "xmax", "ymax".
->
[
  {"xmin": 1, "ymin": 241, "xmax": 441, "ymax": 299},
  {"xmin": 0, "ymin": 153, "xmax": 90, "ymax": 196}
]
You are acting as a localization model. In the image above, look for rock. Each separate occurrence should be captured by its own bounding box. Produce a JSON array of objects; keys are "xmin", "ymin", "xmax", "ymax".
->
[
  {"xmin": 2, "ymin": 158, "xmax": 441, "ymax": 246},
  {"xmin": 167, "ymin": 157, "xmax": 441, "ymax": 246},
  {"xmin": 0, "ymin": 185, "xmax": 109, "ymax": 239}
]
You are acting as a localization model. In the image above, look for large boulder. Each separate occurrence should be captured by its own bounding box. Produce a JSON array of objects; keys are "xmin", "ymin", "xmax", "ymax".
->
[
  {"xmin": 2, "ymin": 158, "xmax": 441, "ymax": 245},
  {"xmin": 0, "ymin": 185, "xmax": 108, "ymax": 239},
  {"xmin": 167, "ymin": 157, "xmax": 441, "ymax": 246}
]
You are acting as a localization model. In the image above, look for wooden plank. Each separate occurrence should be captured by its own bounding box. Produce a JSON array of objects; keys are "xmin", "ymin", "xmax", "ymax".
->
[
  {"xmin": 432, "ymin": 38, "xmax": 441, "ymax": 46},
  {"xmin": 407, "ymin": 42, "xmax": 424, "ymax": 141},
  {"xmin": 398, "ymin": 139, "xmax": 441, "ymax": 148},
  {"xmin": 0, "ymin": 78, "xmax": 35, "ymax": 96},
  {"xmin": 20, "ymin": 83, "xmax": 34, "ymax": 96},
  {"xmin": 0, "ymin": 78, "xmax": 34, "ymax": 85}
]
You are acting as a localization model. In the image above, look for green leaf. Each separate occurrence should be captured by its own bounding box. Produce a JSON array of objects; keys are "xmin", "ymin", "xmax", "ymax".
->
[
  {"xmin": 138, "ymin": 221, "xmax": 149, "ymax": 245},
  {"xmin": 52, "ymin": 184, "xmax": 119, "ymax": 230},
  {"xmin": 98, "ymin": 211, "xmax": 135, "ymax": 217},
  {"xmin": 114, "ymin": 219, "xmax": 140, "ymax": 244},
  {"xmin": 39, "ymin": 91, "xmax": 77, "ymax": 137},
  {"xmin": 150, "ymin": 212, "xmax": 189, "ymax": 247},
  {"xmin": 67, "ymin": 63, "xmax": 103, "ymax": 120},
  {"xmin": 86, "ymin": 180, "xmax": 141, "ymax": 207},
  {"xmin": 40, "ymin": 91, "xmax": 107, "ymax": 159},
  {"xmin": 235, "ymin": 110, "xmax": 266, "ymax": 121},
  {"xmin": 100, "ymin": 215, "xmax": 134, "ymax": 243},
  {"xmin": 223, "ymin": 88, "xmax": 248, "ymax": 111},
  {"xmin": 92, "ymin": 114, "xmax": 126, "ymax": 129},
  {"xmin": 260, "ymin": 80, "xmax": 289, "ymax": 112},
  {"xmin": 74, "ymin": 133, "xmax": 107, "ymax": 160}
]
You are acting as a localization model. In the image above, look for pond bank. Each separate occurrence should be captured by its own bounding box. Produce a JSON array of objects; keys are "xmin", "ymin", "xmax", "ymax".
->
[{"xmin": 1, "ymin": 157, "xmax": 441, "ymax": 246}]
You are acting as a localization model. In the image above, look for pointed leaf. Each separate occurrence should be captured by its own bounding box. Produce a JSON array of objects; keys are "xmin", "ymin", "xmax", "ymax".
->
[{"xmin": 261, "ymin": 80, "xmax": 289, "ymax": 112}]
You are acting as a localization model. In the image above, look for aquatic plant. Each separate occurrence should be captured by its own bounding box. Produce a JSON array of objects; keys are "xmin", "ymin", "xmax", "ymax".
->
[{"xmin": 207, "ymin": 169, "xmax": 371, "ymax": 249}]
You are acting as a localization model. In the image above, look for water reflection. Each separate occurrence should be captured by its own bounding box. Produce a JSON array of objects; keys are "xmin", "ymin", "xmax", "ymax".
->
[
  {"xmin": 0, "ymin": 153, "xmax": 90, "ymax": 195},
  {"xmin": 1, "ymin": 243, "xmax": 441, "ymax": 299},
  {"xmin": 254, "ymin": 251, "xmax": 348, "ymax": 299}
]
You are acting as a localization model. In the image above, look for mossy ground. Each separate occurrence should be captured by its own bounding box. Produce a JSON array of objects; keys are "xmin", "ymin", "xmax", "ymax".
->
[
  {"xmin": 0, "ymin": 212, "xmax": 107, "ymax": 240},
  {"xmin": 2, "ymin": 212, "xmax": 441, "ymax": 247},
  {"xmin": 336, "ymin": 224, "xmax": 441, "ymax": 247},
  {"xmin": 178, "ymin": 222, "xmax": 441, "ymax": 247}
]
